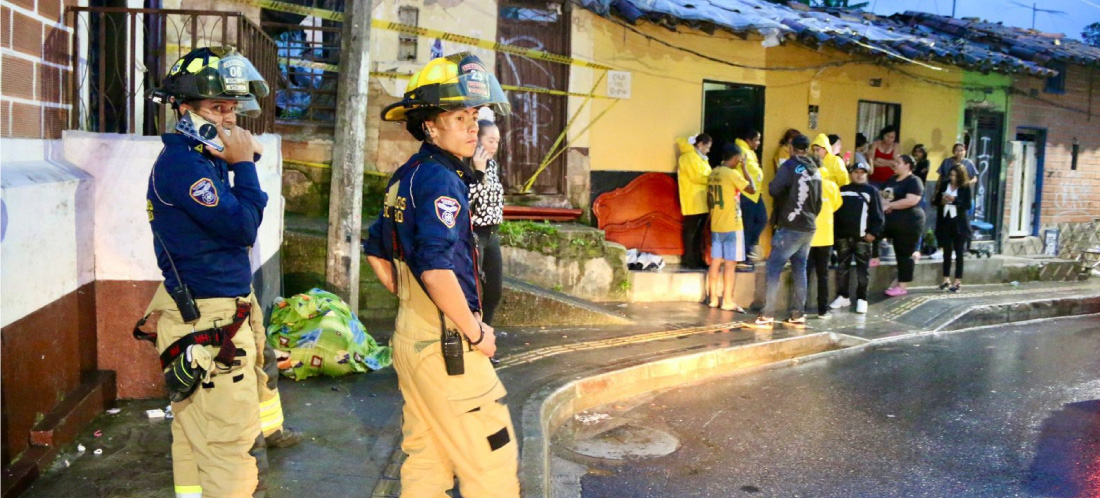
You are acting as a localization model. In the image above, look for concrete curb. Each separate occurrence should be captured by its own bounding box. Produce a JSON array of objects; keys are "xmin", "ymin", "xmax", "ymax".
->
[{"xmin": 518, "ymin": 293, "xmax": 1100, "ymax": 497}]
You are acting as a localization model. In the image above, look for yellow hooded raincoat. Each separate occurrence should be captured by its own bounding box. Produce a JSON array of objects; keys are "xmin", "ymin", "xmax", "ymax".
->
[
  {"xmin": 811, "ymin": 134, "xmax": 851, "ymax": 189},
  {"xmin": 811, "ymin": 179, "xmax": 842, "ymax": 247},
  {"xmin": 735, "ymin": 138, "xmax": 764, "ymax": 203},
  {"xmin": 677, "ymin": 137, "xmax": 712, "ymax": 216}
]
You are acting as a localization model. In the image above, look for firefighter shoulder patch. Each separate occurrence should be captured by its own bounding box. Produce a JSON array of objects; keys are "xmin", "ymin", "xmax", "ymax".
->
[
  {"xmin": 189, "ymin": 178, "xmax": 219, "ymax": 207},
  {"xmin": 435, "ymin": 196, "xmax": 460, "ymax": 228}
]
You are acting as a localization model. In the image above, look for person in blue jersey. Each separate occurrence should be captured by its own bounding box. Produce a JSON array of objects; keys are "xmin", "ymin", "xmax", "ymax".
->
[
  {"xmin": 363, "ymin": 53, "xmax": 520, "ymax": 497},
  {"xmin": 139, "ymin": 47, "xmax": 295, "ymax": 498}
]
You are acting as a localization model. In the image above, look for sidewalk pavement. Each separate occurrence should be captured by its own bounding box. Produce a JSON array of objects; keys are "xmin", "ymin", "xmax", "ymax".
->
[{"xmin": 18, "ymin": 280, "xmax": 1100, "ymax": 498}]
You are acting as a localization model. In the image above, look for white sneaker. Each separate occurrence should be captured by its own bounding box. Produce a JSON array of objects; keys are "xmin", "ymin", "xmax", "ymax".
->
[
  {"xmin": 856, "ymin": 299, "xmax": 868, "ymax": 314},
  {"xmin": 829, "ymin": 296, "xmax": 851, "ymax": 309}
]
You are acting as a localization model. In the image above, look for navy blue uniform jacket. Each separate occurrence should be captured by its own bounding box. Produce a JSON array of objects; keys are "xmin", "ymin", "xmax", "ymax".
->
[
  {"xmin": 147, "ymin": 134, "xmax": 268, "ymax": 298},
  {"xmin": 364, "ymin": 143, "xmax": 481, "ymax": 313}
]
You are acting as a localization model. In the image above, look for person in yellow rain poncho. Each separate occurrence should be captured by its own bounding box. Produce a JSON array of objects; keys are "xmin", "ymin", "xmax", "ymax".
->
[
  {"xmin": 735, "ymin": 129, "xmax": 766, "ymax": 268},
  {"xmin": 806, "ymin": 169, "xmax": 842, "ymax": 320},
  {"xmin": 677, "ymin": 133, "xmax": 713, "ymax": 269},
  {"xmin": 812, "ymin": 133, "xmax": 850, "ymax": 189}
]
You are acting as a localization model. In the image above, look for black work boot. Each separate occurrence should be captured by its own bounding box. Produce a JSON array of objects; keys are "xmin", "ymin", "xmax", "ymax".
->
[{"xmin": 265, "ymin": 427, "xmax": 304, "ymax": 449}]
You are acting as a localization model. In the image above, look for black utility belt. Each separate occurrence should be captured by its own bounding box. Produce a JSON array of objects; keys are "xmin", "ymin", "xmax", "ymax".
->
[{"xmin": 134, "ymin": 300, "xmax": 252, "ymax": 369}]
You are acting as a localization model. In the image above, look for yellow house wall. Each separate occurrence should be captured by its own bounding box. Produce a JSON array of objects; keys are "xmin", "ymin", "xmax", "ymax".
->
[
  {"xmin": 575, "ymin": 10, "xmax": 963, "ymax": 175},
  {"xmin": 575, "ymin": 11, "xmax": 767, "ymax": 173}
]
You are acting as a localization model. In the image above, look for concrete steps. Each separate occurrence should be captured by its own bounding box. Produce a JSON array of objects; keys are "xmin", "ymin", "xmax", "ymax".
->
[{"xmin": 624, "ymin": 255, "xmax": 1085, "ymax": 305}]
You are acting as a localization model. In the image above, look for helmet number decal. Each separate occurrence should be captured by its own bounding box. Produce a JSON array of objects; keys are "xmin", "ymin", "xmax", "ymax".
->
[
  {"xmin": 222, "ymin": 60, "xmax": 249, "ymax": 94},
  {"xmin": 434, "ymin": 196, "xmax": 460, "ymax": 229},
  {"xmin": 189, "ymin": 178, "xmax": 220, "ymax": 207}
]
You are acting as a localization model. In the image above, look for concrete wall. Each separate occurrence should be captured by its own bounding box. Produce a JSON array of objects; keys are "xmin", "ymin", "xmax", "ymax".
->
[
  {"xmin": 0, "ymin": 138, "xmax": 95, "ymax": 464},
  {"xmin": 0, "ymin": 132, "xmax": 284, "ymax": 465}
]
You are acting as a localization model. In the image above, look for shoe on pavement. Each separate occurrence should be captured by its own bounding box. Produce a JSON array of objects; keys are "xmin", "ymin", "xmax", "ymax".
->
[
  {"xmin": 856, "ymin": 299, "xmax": 868, "ymax": 314},
  {"xmin": 949, "ymin": 283, "xmax": 961, "ymax": 293},
  {"xmin": 870, "ymin": 258, "xmax": 881, "ymax": 267},
  {"xmin": 265, "ymin": 428, "xmax": 303, "ymax": 449},
  {"xmin": 785, "ymin": 312, "xmax": 807, "ymax": 326},
  {"xmin": 753, "ymin": 315, "xmax": 775, "ymax": 328},
  {"xmin": 817, "ymin": 311, "xmax": 832, "ymax": 320},
  {"xmin": 829, "ymin": 296, "xmax": 851, "ymax": 309},
  {"xmin": 884, "ymin": 286, "xmax": 908, "ymax": 297}
]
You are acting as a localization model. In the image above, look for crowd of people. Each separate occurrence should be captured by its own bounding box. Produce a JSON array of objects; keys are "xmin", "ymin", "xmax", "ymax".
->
[{"xmin": 677, "ymin": 125, "xmax": 979, "ymax": 327}]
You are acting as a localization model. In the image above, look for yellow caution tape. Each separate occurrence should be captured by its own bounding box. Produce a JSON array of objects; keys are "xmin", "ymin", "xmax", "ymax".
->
[
  {"xmin": 229, "ymin": 0, "xmax": 612, "ymax": 70},
  {"xmin": 280, "ymin": 57, "xmax": 616, "ymax": 99}
]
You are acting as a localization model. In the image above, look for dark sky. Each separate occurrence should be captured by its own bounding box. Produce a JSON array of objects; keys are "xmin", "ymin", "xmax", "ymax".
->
[{"xmin": 870, "ymin": 0, "xmax": 1100, "ymax": 41}]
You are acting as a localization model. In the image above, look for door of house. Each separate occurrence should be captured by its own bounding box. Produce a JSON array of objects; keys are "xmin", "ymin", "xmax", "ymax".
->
[
  {"xmin": 702, "ymin": 82, "xmax": 765, "ymax": 167},
  {"xmin": 1009, "ymin": 141, "xmax": 1038, "ymax": 237},
  {"xmin": 495, "ymin": 0, "xmax": 569, "ymax": 194},
  {"xmin": 964, "ymin": 109, "xmax": 1006, "ymax": 241}
]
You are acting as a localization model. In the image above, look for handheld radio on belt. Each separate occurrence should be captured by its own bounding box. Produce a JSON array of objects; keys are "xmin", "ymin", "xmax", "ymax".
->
[
  {"xmin": 153, "ymin": 231, "xmax": 201, "ymax": 323},
  {"xmin": 386, "ymin": 158, "xmax": 482, "ymax": 376}
]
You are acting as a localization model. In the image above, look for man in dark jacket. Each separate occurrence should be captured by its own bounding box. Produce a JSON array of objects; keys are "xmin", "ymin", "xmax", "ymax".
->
[
  {"xmin": 754, "ymin": 134, "xmax": 822, "ymax": 328},
  {"xmin": 829, "ymin": 162, "xmax": 885, "ymax": 314}
]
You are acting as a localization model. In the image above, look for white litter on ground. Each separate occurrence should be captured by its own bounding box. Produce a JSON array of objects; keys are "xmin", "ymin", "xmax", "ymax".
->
[
  {"xmin": 106, "ymin": 408, "xmax": 121, "ymax": 415},
  {"xmin": 93, "ymin": 449, "xmax": 103, "ymax": 455},
  {"xmin": 575, "ymin": 412, "xmax": 611, "ymax": 425},
  {"xmin": 146, "ymin": 409, "xmax": 166, "ymax": 419}
]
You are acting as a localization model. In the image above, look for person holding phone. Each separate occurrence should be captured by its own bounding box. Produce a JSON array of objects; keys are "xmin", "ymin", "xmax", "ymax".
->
[
  {"xmin": 143, "ymin": 47, "xmax": 279, "ymax": 497},
  {"xmin": 469, "ymin": 120, "xmax": 505, "ymax": 326},
  {"xmin": 364, "ymin": 53, "xmax": 520, "ymax": 496}
]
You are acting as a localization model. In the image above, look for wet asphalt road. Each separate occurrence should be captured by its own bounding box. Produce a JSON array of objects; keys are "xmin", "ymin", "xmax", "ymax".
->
[{"xmin": 576, "ymin": 315, "xmax": 1100, "ymax": 498}]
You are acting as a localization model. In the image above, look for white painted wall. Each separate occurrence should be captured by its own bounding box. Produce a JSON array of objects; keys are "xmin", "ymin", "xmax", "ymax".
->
[
  {"xmin": 1, "ymin": 139, "xmax": 94, "ymax": 327},
  {"xmin": 0, "ymin": 133, "xmax": 284, "ymax": 326},
  {"xmin": 61, "ymin": 131, "xmax": 284, "ymax": 281}
]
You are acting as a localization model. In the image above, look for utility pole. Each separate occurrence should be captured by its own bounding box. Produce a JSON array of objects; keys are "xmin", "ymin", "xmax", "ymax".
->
[
  {"xmin": 326, "ymin": 0, "xmax": 372, "ymax": 310},
  {"xmin": 951, "ymin": 0, "xmax": 956, "ymax": 17}
]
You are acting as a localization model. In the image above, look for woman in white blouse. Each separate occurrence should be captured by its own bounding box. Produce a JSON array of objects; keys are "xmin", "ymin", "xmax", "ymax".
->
[{"xmin": 932, "ymin": 163, "xmax": 973, "ymax": 293}]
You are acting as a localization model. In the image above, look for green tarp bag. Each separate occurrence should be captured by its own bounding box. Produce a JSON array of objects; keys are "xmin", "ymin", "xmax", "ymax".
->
[{"xmin": 267, "ymin": 288, "xmax": 392, "ymax": 380}]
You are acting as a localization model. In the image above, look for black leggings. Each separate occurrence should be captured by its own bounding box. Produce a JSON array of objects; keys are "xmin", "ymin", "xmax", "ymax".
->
[
  {"xmin": 941, "ymin": 233, "xmax": 967, "ymax": 280},
  {"xmin": 885, "ymin": 223, "xmax": 922, "ymax": 283},
  {"xmin": 475, "ymin": 226, "xmax": 503, "ymax": 325},
  {"xmin": 806, "ymin": 246, "xmax": 831, "ymax": 315},
  {"xmin": 681, "ymin": 213, "xmax": 708, "ymax": 268}
]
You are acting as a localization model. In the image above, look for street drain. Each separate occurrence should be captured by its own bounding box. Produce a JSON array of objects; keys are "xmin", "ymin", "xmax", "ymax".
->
[{"xmin": 565, "ymin": 424, "xmax": 679, "ymax": 460}]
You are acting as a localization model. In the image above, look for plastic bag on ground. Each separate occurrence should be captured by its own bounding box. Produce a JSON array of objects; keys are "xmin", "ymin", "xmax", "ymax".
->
[{"xmin": 267, "ymin": 288, "xmax": 392, "ymax": 380}]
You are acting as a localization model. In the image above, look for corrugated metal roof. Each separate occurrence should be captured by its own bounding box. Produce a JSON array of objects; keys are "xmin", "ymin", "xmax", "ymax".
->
[{"xmin": 576, "ymin": 0, "xmax": 1070, "ymax": 76}]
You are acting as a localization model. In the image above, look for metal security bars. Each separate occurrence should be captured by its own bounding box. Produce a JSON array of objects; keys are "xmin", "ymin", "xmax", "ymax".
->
[
  {"xmin": 66, "ymin": 7, "xmax": 278, "ymax": 135},
  {"xmin": 262, "ymin": 14, "xmax": 340, "ymax": 124}
]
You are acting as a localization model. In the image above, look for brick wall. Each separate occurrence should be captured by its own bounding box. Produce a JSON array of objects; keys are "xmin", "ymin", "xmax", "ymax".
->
[
  {"xmin": 0, "ymin": 0, "xmax": 73, "ymax": 139},
  {"xmin": 1006, "ymin": 65, "xmax": 1100, "ymax": 233}
]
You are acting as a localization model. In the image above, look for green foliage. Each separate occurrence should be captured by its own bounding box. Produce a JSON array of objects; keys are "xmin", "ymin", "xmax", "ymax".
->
[
  {"xmin": 1084, "ymin": 22, "xmax": 1100, "ymax": 48},
  {"xmin": 499, "ymin": 220, "xmax": 559, "ymax": 240},
  {"xmin": 617, "ymin": 279, "xmax": 632, "ymax": 292},
  {"xmin": 551, "ymin": 284, "xmax": 564, "ymax": 292}
]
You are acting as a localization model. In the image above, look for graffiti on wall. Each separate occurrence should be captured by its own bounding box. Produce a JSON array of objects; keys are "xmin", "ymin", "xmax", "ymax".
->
[
  {"xmin": 973, "ymin": 136, "xmax": 992, "ymax": 223},
  {"xmin": 1053, "ymin": 180, "xmax": 1091, "ymax": 219}
]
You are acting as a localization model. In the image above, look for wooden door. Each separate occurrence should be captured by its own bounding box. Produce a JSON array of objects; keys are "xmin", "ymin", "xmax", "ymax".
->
[
  {"xmin": 1009, "ymin": 141, "xmax": 1038, "ymax": 237},
  {"xmin": 495, "ymin": 0, "xmax": 569, "ymax": 194}
]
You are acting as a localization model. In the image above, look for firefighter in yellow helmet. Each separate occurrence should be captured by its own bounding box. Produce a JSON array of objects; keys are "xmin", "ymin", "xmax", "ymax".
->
[
  {"xmin": 139, "ymin": 46, "xmax": 293, "ymax": 498},
  {"xmin": 364, "ymin": 53, "xmax": 519, "ymax": 497}
]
